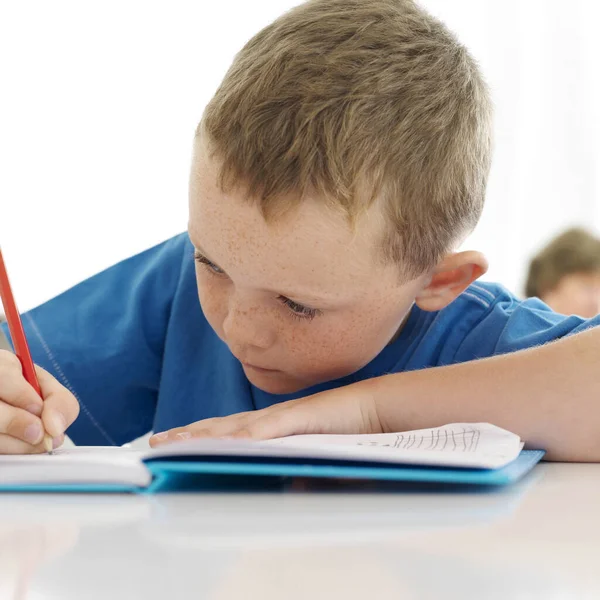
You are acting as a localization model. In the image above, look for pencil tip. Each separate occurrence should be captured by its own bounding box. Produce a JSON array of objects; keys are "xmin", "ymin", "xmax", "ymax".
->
[{"xmin": 43, "ymin": 434, "xmax": 54, "ymax": 455}]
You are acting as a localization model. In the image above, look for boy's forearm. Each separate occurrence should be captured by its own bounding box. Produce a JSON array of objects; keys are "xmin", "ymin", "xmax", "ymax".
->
[{"xmin": 368, "ymin": 326, "xmax": 600, "ymax": 462}]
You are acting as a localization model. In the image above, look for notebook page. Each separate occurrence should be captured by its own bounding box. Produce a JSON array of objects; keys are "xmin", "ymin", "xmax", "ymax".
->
[
  {"xmin": 148, "ymin": 423, "xmax": 524, "ymax": 470},
  {"xmin": 0, "ymin": 447, "xmax": 150, "ymax": 487},
  {"xmin": 262, "ymin": 423, "xmax": 524, "ymax": 469}
]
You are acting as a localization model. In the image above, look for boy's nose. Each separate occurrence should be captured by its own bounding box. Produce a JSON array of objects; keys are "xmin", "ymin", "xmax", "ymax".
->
[{"xmin": 222, "ymin": 303, "xmax": 275, "ymax": 351}]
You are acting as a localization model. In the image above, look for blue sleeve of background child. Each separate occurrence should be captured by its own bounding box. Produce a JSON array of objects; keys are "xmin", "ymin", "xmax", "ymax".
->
[
  {"xmin": 0, "ymin": 234, "xmax": 188, "ymax": 445},
  {"xmin": 452, "ymin": 284, "xmax": 600, "ymax": 362}
]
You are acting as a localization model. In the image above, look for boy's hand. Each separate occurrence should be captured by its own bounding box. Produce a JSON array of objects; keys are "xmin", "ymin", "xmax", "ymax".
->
[
  {"xmin": 0, "ymin": 350, "xmax": 80, "ymax": 454},
  {"xmin": 150, "ymin": 383, "xmax": 384, "ymax": 447}
]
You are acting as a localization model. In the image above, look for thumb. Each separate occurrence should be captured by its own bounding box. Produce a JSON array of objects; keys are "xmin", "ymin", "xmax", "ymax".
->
[{"xmin": 35, "ymin": 366, "xmax": 80, "ymax": 437}]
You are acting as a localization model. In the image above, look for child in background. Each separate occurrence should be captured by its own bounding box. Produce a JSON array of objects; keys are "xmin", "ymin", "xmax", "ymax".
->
[
  {"xmin": 525, "ymin": 228, "xmax": 600, "ymax": 318},
  {"xmin": 1, "ymin": 0, "xmax": 599, "ymax": 461}
]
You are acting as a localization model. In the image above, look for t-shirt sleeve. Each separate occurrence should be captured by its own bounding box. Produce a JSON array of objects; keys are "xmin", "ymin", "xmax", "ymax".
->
[
  {"xmin": 453, "ymin": 290, "xmax": 600, "ymax": 363},
  {"xmin": 0, "ymin": 234, "xmax": 189, "ymax": 445}
]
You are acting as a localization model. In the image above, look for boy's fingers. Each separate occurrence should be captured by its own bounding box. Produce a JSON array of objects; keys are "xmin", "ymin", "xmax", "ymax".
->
[
  {"xmin": 149, "ymin": 412, "xmax": 253, "ymax": 446},
  {"xmin": 228, "ymin": 404, "xmax": 314, "ymax": 440},
  {"xmin": 149, "ymin": 413, "xmax": 252, "ymax": 446},
  {"xmin": 0, "ymin": 351, "xmax": 44, "ymax": 415},
  {"xmin": 52, "ymin": 433, "xmax": 65, "ymax": 449},
  {"xmin": 0, "ymin": 402, "xmax": 45, "ymax": 445},
  {"xmin": 0, "ymin": 355, "xmax": 76, "ymax": 450},
  {"xmin": 150, "ymin": 404, "xmax": 307, "ymax": 446},
  {"xmin": 0, "ymin": 432, "xmax": 52, "ymax": 455},
  {"xmin": 36, "ymin": 367, "xmax": 80, "ymax": 437}
]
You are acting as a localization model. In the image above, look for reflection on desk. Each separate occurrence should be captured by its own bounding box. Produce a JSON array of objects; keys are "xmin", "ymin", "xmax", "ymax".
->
[{"xmin": 0, "ymin": 463, "xmax": 598, "ymax": 600}]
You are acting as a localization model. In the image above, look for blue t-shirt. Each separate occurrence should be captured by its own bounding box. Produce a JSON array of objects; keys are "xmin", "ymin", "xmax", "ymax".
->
[{"xmin": 3, "ymin": 233, "xmax": 599, "ymax": 445}]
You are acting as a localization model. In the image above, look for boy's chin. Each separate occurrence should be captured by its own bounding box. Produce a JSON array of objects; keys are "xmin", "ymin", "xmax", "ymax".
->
[{"xmin": 242, "ymin": 366, "xmax": 312, "ymax": 395}]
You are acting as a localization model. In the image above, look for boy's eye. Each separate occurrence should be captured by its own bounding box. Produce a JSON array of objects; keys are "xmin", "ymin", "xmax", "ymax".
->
[
  {"xmin": 193, "ymin": 250, "xmax": 320, "ymax": 320},
  {"xmin": 278, "ymin": 296, "xmax": 320, "ymax": 321},
  {"xmin": 194, "ymin": 251, "xmax": 225, "ymax": 275}
]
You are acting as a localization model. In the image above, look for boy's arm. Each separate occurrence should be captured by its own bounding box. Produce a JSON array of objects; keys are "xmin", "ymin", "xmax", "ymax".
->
[
  {"xmin": 368, "ymin": 324, "xmax": 600, "ymax": 462},
  {"xmin": 152, "ymin": 325, "xmax": 600, "ymax": 462}
]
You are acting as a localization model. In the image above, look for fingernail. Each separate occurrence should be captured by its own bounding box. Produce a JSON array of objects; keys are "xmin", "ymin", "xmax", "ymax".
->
[
  {"xmin": 52, "ymin": 436, "xmax": 63, "ymax": 449},
  {"xmin": 47, "ymin": 411, "xmax": 67, "ymax": 435},
  {"xmin": 26, "ymin": 404, "xmax": 42, "ymax": 417},
  {"xmin": 24, "ymin": 423, "xmax": 43, "ymax": 444},
  {"xmin": 175, "ymin": 432, "xmax": 192, "ymax": 440},
  {"xmin": 153, "ymin": 431, "xmax": 168, "ymax": 441}
]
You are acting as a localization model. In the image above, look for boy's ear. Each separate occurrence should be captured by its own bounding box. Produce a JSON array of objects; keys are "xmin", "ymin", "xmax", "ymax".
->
[{"xmin": 415, "ymin": 251, "xmax": 488, "ymax": 312}]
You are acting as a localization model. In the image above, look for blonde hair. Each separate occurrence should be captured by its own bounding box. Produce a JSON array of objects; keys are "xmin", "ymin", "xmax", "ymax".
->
[
  {"xmin": 199, "ymin": 0, "xmax": 493, "ymax": 278},
  {"xmin": 525, "ymin": 228, "xmax": 600, "ymax": 298}
]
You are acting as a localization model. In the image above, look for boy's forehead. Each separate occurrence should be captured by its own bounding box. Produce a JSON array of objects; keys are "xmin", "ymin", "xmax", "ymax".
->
[{"xmin": 188, "ymin": 150, "xmax": 393, "ymax": 298}]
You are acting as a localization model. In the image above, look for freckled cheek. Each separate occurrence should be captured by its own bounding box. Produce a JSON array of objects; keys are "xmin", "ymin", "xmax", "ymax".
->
[
  {"xmin": 280, "ymin": 318, "xmax": 382, "ymax": 378},
  {"xmin": 195, "ymin": 271, "xmax": 229, "ymax": 338}
]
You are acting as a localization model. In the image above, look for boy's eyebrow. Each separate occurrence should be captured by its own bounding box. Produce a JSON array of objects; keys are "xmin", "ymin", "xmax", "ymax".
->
[{"xmin": 188, "ymin": 234, "xmax": 345, "ymax": 306}]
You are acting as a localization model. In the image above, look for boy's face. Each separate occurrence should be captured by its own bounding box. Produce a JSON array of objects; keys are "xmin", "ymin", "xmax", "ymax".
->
[{"xmin": 188, "ymin": 148, "xmax": 429, "ymax": 394}]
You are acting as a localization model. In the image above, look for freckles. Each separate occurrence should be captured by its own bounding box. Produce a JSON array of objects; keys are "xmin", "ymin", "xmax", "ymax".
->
[
  {"xmin": 196, "ymin": 273, "xmax": 223, "ymax": 314},
  {"xmin": 219, "ymin": 227, "xmax": 243, "ymax": 268},
  {"xmin": 309, "ymin": 325, "xmax": 356, "ymax": 369},
  {"xmin": 335, "ymin": 302, "xmax": 395, "ymax": 354},
  {"xmin": 279, "ymin": 323, "xmax": 324, "ymax": 366}
]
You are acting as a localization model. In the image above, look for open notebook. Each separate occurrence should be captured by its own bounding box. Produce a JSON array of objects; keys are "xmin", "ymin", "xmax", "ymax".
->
[{"xmin": 0, "ymin": 423, "xmax": 544, "ymax": 492}]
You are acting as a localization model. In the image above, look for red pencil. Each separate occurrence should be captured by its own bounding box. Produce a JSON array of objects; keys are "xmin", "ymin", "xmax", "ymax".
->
[{"xmin": 0, "ymin": 247, "xmax": 53, "ymax": 453}]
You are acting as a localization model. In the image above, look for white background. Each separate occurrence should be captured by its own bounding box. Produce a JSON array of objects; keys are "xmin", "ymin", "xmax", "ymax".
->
[{"xmin": 2, "ymin": 0, "xmax": 600, "ymax": 311}]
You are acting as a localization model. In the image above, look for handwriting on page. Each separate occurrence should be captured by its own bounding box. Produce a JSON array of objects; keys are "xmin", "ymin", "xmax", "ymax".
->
[
  {"xmin": 357, "ymin": 427, "xmax": 481, "ymax": 452},
  {"xmin": 264, "ymin": 423, "xmax": 521, "ymax": 467}
]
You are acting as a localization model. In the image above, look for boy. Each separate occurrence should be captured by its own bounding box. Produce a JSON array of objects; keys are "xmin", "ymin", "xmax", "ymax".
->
[
  {"xmin": 1, "ymin": 0, "xmax": 599, "ymax": 461},
  {"xmin": 525, "ymin": 227, "xmax": 600, "ymax": 318}
]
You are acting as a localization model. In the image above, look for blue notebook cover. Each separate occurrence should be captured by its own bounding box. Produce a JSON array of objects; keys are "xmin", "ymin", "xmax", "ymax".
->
[
  {"xmin": 0, "ymin": 450, "xmax": 545, "ymax": 494},
  {"xmin": 142, "ymin": 449, "xmax": 546, "ymax": 493}
]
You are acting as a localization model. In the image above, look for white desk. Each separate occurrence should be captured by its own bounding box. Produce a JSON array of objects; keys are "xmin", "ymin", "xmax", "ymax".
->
[{"xmin": 1, "ymin": 463, "xmax": 599, "ymax": 600}]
